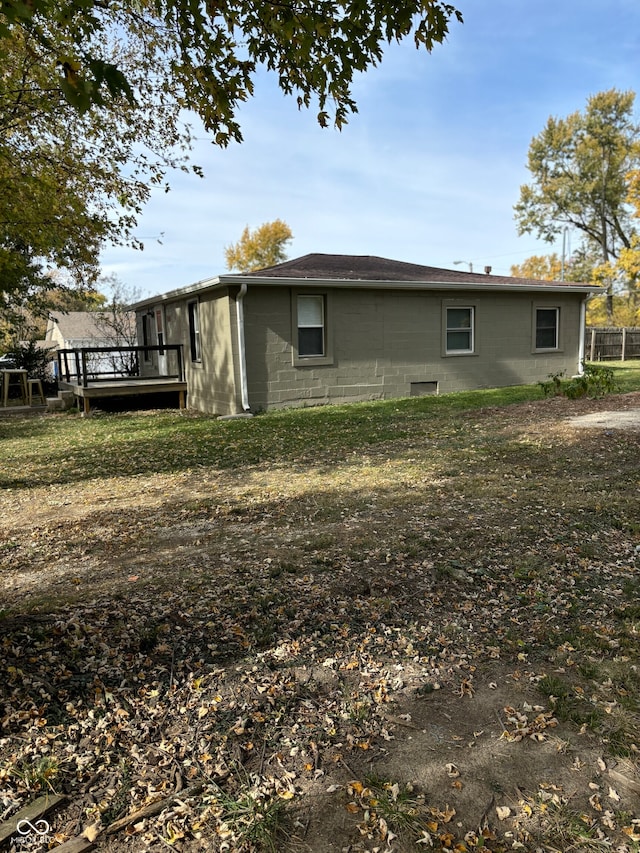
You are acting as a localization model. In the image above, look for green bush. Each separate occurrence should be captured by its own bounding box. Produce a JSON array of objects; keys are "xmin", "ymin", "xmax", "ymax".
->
[
  {"xmin": 539, "ymin": 363, "xmax": 617, "ymax": 400},
  {"xmin": 14, "ymin": 341, "xmax": 58, "ymax": 395}
]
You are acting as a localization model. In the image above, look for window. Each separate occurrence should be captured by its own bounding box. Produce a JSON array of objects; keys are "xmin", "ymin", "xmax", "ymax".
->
[
  {"xmin": 446, "ymin": 306, "xmax": 474, "ymax": 353},
  {"xmin": 142, "ymin": 313, "xmax": 152, "ymax": 361},
  {"xmin": 188, "ymin": 300, "xmax": 201, "ymax": 362},
  {"xmin": 535, "ymin": 307, "xmax": 559, "ymax": 350},
  {"xmin": 297, "ymin": 295, "xmax": 325, "ymax": 357},
  {"xmin": 155, "ymin": 309, "xmax": 165, "ymax": 356}
]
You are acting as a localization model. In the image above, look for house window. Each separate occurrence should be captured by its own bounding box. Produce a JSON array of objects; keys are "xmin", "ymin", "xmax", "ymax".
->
[
  {"xmin": 155, "ymin": 309, "xmax": 165, "ymax": 356},
  {"xmin": 188, "ymin": 300, "xmax": 201, "ymax": 362},
  {"xmin": 142, "ymin": 313, "xmax": 152, "ymax": 361},
  {"xmin": 446, "ymin": 306, "xmax": 474, "ymax": 353},
  {"xmin": 535, "ymin": 307, "xmax": 559, "ymax": 350},
  {"xmin": 297, "ymin": 295, "xmax": 325, "ymax": 357}
]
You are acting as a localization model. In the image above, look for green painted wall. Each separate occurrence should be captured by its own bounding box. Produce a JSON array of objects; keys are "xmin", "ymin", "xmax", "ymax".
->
[
  {"xmin": 139, "ymin": 284, "xmax": 586, "ymax": 415},
  {"xmin": 242, "ymin": 286, "xmax": 585, "ymax": 412}
]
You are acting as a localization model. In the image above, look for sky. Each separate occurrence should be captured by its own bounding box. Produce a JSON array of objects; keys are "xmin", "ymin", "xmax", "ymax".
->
[{"xmin": 101, "ymin": 0, "xmax": 640, "ymax": 299}]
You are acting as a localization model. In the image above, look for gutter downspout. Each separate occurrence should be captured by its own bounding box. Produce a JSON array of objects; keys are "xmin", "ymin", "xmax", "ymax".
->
[
  {"xmin": 236, "ymin": 283, "xmax": 250, "ymax": 411},
  {"xmin": 577, "ymin": 297, "xmax": 587, "ymax": 375}
]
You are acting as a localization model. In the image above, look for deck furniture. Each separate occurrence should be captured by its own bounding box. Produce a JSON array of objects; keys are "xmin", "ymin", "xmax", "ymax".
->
[
  {"xmin": 28, "ymin": 379, "xmax": 46, "ymax": 406},
  {"xmin": 1, "ymin": 369, "xmax": 28, "ymax": 407}
]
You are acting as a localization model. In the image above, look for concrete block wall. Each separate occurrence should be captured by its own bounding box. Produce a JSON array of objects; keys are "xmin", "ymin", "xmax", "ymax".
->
[{"xmin": 243, "ymin": 286, "xmax": 584, "ymax": 412}]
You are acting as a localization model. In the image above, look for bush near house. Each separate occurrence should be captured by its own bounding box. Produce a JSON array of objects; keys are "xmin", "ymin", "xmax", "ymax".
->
[{"xmin": 12, "ymin": 340, "xmax": 58, "ymax": 396}]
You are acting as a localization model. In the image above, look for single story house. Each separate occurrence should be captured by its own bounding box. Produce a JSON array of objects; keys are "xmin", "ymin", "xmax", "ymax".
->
[
  {"xmin": 131, "ymin": 254, "xmax": 600, "ymax": 416},
  {"xmin": 45, "ymin": 311, "xmax": 134, "ymax": 350}
]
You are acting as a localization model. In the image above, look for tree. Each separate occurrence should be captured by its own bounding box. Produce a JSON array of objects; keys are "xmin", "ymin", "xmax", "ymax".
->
[
  {"xmin": 511, "ymin": 254, "xmax": 563, "ymax": 281},
  {"xmin": 511, "ymin": 245, "xmax": 601, "ymax": 284},
  {"xmin": 1, "ymin": 1, "xmax": 463, "ymax": 136},
  {"xmin": 225, "ymin": 220, "xmax": 294, "ymax": 273},
  {"xmin": 93, "ymin": 275, "xmax": 140, "ymax": 376},
  {"xmin": 514, "ymin": 89, "xmax": 640, "ymax": 319},
  {"xmin": 510, "ymin": 247, "xmax": 622, "ymax": 325},
  {"xmin": 0, "ymin": 29, "xmax": 196, "ymax": 317},
  {"xmin": 0, "ymin": 2, "xmax": 461, "ymax": 326}
]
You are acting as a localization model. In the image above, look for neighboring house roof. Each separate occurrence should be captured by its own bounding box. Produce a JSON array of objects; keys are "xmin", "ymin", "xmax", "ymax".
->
[
  {"xmin": 131, "ymin": 253, "xmax": 600, "ymax": 309},
  {"xmin": 46, "ymin": 311, "xmax": 136, "ymax": 346},
  {"xmin": 46, "ymin": 312, "xmax": 107, "ymax": 342}
]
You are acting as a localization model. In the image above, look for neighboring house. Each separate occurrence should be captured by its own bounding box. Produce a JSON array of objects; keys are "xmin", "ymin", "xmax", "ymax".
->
[
  {"xmin": 46, "ymin": 310, "xmax": 137, "ymax": 377},
  {"xmin": 131, "ymin": 254, "xmax": 600, "ymax": 416}
]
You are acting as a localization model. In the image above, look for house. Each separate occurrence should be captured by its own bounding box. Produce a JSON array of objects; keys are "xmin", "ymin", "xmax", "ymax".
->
[
  {"xmin": 46, "ymin": 310, "xmax": 137, "ymax": 378},
  {"xmin": 131, "ymin": 254, "xmax": 600, "ymax": 416},
  {"xmin": 45, "ymin": 311, "xmax": 136, "ymax": 349}
]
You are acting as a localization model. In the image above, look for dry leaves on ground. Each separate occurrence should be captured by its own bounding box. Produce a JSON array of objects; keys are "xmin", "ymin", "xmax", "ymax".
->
[{"xmin": 0, "ymin": 393, "xmax": 639, "ymax": 852}]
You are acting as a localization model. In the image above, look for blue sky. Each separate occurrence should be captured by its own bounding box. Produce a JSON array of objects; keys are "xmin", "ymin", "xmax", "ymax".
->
[{"xmin": 101, "ymin": 0, "xmax": 640, "ymax": 298}]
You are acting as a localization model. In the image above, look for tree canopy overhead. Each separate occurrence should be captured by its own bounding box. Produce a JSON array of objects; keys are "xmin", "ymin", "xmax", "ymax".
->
[
  {"xmin": 0, "ymin": 27, "xmax": 196, "ymax": 317},
  {"xmin": 1, "ymin": 0, "xmax": 463, "ymax": 139},
  {"xmin": 0, "ymin": 0, "xmax": 462, "ymax": 323}
]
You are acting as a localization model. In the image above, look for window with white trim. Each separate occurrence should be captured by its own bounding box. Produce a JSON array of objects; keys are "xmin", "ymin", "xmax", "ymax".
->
[
  {"xmin": 535, "ymin": 307, "xmax": 559, "ymax": 350},
  {"xmin": 446, "ymin": 306, "xmax": 474, "ymax": 353},
  {"xmin": 188, "ymin": 300, "xmax": 202, "ymax": 362},
  {"xmin": 297, "ymin": 294, "xmax": 325, "ymax": 357}
]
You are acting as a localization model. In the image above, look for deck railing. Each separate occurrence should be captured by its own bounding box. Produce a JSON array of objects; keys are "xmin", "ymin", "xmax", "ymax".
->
[{"xmin": 57, "ymin": 345, "xmax": 184, "ymax": 388}]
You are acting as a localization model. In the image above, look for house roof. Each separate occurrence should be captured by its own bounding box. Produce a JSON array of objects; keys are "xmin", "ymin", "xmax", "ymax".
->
[
  {"xmin": 131, "ymin": 253, "xmax": 600, "ymax": 309},
  {"xmin": 47, "ymin": 312, "xmax": 106, "ymax": 341},
  {"xmin": 250, "ymin": 254, "xmax": 596, "ymax": 288},
  {"xmin": 46, "ymin": 311, "xmax": 135, "ymax": 344}
]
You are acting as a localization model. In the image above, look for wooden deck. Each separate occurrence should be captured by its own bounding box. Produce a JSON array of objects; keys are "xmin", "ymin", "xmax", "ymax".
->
[
  {"xmin": 60, "ymin": 378, "xmax": 188, "ymax": 414},
  {"xmin": 57, "ymin": 344, "xmax": 188, "ymax": 415}
]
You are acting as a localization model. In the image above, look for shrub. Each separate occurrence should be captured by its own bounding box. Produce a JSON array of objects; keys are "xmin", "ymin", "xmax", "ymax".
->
[
  {"xmin": 539, "ymin": 363, "xmax": 617, "ymax": 400},
  {"xmin": 14, "ymin": 340, "xmax": 58, "ymax": 395}
]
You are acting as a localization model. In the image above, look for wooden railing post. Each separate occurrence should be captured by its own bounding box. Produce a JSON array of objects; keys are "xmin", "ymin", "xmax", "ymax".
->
[
  {"xmin": 81, "ymin": 350, "xmax": 88, "ymax": 387},
  {"xmin": 177, "ymin": 345, "xmax": 184, "ymax": 381}
]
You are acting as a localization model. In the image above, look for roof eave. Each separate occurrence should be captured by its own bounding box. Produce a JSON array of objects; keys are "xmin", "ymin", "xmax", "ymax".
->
[
  {"xmin": 130, "ymin": 276, "xmax": 223, "ymax": 310},
  {"xmin": 220, "ymin": 274, "xmax": 601, "ymax": 295},
  {"xmin": 130, "ymin": 274, "xmax": 601, "ymax": 309}
]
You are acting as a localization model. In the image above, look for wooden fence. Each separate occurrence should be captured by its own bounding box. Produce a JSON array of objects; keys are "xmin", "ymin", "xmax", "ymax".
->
[{"xmin": 586, "ymin": 327, "xmax": 640, "ymax": 361}]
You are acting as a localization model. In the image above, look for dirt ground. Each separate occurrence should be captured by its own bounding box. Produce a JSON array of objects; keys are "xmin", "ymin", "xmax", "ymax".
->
[{"xmin": 1, "ymin": 394, "xmax": 640, "ymax": 852}]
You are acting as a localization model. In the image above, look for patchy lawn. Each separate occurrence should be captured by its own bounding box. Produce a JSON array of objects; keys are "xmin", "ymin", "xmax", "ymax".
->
[{"xmin": 1, "ymin": 372, "xmax": 640, "ymax": 852}]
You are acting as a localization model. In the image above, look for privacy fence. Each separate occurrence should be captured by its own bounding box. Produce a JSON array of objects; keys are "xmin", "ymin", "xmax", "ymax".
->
[{"xmin": 586, "ymin": 327, "xmax": 640, "ymax": 361}]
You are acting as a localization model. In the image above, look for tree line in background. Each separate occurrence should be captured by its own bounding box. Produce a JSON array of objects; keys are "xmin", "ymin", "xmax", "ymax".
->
[{"xmin": 513, "ymin": 88, "xmax": 640, "ymax": 326}]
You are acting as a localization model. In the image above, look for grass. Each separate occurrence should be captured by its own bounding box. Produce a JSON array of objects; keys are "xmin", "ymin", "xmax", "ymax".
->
[
  {"xmin": 2, "ymin": 365, "xmax": 638, "ymax": 490},
  {"xmin": 1, "ymin": 362, "xmax": 640, "ymax": 851},
  {"xmin": 608, "ymin": 358, "xmax": 640, "ymax": 392},
  {"xmin": 199, "ymin": 785, "xmax": 288, "ymax": 853}
]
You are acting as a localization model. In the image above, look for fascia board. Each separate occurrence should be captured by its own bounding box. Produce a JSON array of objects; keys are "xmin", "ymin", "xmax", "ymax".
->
[
  {"xmin": 129, "ymin": 276, "xmax": 223, "ymax": 311},
  {"xmin": 222, "ymin": 274, "xmax": 601, "ymax": 296}
]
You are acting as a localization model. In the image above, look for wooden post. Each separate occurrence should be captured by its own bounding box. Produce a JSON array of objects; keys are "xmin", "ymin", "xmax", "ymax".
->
[{"xmin": 0, "ymin": 794, "xmax": 66, "ymax": 845}]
